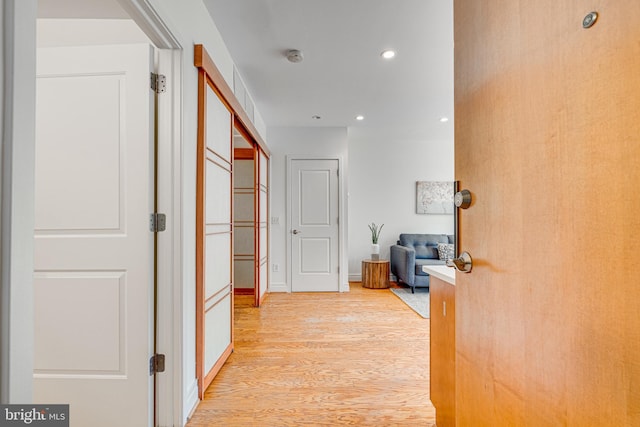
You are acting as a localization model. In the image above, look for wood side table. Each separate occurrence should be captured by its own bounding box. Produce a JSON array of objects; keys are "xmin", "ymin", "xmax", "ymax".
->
[{"xmin": 362, "ymin": 259, "xmax": 390, "ymax": 289}]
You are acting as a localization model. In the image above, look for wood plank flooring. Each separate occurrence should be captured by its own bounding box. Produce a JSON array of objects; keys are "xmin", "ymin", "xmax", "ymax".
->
[{"xmin": 186, "ymin": 282, "xmax": 436, "ymax": 426}]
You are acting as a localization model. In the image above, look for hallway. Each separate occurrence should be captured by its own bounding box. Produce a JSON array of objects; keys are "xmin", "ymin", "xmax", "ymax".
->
[{"xmin": 186, "ymin": 283, "xmax": 436, "ymax": 426}]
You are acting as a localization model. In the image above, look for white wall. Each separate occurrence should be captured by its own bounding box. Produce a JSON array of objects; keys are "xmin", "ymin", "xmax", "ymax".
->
[
  {"xmin": 267, "ymin": 127, "xmax": 349, "ymax": 292},
  {"xmin": 347, "ymin": 127, "xmax": 454, "ymax": 281},
  {"xmin": 267, "ymin": 125, "xmax": 454, "ymax": 286}
]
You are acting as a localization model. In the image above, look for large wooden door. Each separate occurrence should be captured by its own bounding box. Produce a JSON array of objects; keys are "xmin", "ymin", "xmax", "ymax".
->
[
  {"xmin": 34, "ymin": 44, "xmax": 154, "ymax": 427},
  {"xmin": 289, "ymin": 158, "xmax": 340, "ymax": 292},
  {"xmin": 455, "ymin": 2, "xmax": 640, "ymax": 425}
]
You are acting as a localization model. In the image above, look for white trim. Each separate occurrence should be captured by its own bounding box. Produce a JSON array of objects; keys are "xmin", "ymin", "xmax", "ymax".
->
[
  {"xmin": 117, "ymin": 0, "xmax": 182, "ymax": 49},
  {"xmin": 269, "ymin": 282, "xmax": 288, "ymax": 293},
  {"xmin": 349, "ymin": 274, "xmax": 363, "ymax": 283},
  {"xmin": 116, "ymin": 1, "xmax": 184, "ymax": 425},
  {"xmin": 1, "ymin": 0, "xmax": 37, "ymax": 403},
  {"xmin": 285, "ymin": 155, "xmax": 346, "ymax": 293},
  {"xmin": 155, "ymin": 48, "xmax": 183, "ymax": 427},
  {"xmin": 184, "ymin": 378, "xmax": 199, "ymax": 423}
]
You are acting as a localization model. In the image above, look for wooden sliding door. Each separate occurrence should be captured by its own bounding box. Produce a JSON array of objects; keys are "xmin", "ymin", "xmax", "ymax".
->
[
  {"xmin": 195, "ymin": 44, "xmax": 271, "ymax": 396},
  {"xmin": 195, "ymin": 51, "xmax": 234, "ymax": 398}
]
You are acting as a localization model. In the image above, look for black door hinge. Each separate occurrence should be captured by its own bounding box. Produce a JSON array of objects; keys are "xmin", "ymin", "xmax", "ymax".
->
[{"xmin": 150, "ymin": 353, "xmax": 165, "ymax": 375}]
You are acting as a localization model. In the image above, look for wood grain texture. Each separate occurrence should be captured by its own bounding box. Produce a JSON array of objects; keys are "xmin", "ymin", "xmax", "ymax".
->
[
  {"xmin": 361, "ymin": 260, "xmax": 390, "ymax": 289},
  {"xmin": 429, "ymin": 277, "xmax": 455, "ymax": 427},
  {"xmin": 186, "ymin": 283, "xmax": 436, "ymax": 426},
  {"xmin": 455, "ymin": 1, "xmax": 640, "ymax": 425}
]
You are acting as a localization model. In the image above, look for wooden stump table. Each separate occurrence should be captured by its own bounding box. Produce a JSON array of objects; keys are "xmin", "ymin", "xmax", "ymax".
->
[{"xmin": 362, "ymin": 259, "xmax": 390, "ymax": 289}]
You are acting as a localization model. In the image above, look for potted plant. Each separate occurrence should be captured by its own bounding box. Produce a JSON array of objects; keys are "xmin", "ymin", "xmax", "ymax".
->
[{"xmin": 368, "ymin": 222, "xmax": 384, "ymax": 260}]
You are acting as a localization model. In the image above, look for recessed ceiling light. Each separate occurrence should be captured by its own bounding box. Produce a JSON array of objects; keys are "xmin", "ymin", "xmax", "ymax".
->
[
  {"xmin": 440, "ymin": 117, "xmax": 449, "ymax": 123},
  {"xmin": 312, "ymin": 115, "xmax": 321, "ymax": 120},
  {"xmin": 381, "ymin": 49, "xmax": 396, "ymax": 59},
  {"xmin": 355, "ymin": 115, "xmax": 365, "ymax": 121}
]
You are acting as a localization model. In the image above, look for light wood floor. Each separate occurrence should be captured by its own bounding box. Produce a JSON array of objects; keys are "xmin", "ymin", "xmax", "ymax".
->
[{"xmin": 186, "ymin": 282, "xmax": 436, "ymax": 426}]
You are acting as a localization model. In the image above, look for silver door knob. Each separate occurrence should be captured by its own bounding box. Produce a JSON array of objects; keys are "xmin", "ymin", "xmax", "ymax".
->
[
  {"xmin": 292, "ymin": 229, "xmax": 301, "ymax": 234},
  {"xmin": 454, "ymin": 190, "xmax": 472, "ymax": 209},
  {"xmin": 446, "ymin": 251, "xmax": 473, "ymax": 273}
]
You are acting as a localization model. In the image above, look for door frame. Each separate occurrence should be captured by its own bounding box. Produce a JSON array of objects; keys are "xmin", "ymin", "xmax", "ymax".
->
[
  {"xmin": 0, "ymin": 0, "xmax": 184, "ymax": 424},
  {"xmin": 285, "ymin": 155, "xmax": 347, "ymax": 293},
  {"xmin": 101, "ymin": 3, "xmax": 184, "ymax": 424},
  {"xmin": 119, "ymin": 2, "xmax": 183, "ymax": 425}
]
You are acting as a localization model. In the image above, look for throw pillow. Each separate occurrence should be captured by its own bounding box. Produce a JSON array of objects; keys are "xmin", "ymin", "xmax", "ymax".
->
[{"xmin": 437, "ymin": 243, "xmax": 455, "ymax": 261}]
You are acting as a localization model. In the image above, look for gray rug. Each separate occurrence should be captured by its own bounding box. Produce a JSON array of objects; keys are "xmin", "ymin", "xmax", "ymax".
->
[{"xmin": 390, "ymin": 287, "xmax": 430, "ymax": 318}]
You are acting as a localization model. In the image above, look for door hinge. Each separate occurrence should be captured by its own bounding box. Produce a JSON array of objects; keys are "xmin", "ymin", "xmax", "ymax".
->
[
  {"xmin": 150, "ymin": 73, "xmax": 166, "ymax": 93},
  {"xmin": 150, "ymin": 213, "xmax": 166, "ymax": 232},
  {"xmin": 150, "ymin": 353, "xmax": 165, "ymax": 375}
]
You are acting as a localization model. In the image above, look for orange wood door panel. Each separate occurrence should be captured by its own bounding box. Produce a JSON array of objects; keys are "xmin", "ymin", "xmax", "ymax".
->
[{"xmin": 455, "ymin": 2, "xmax": 640, "ymax": 425}]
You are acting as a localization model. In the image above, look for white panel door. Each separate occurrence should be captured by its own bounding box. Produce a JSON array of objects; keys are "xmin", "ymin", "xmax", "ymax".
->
[
  {"xmin": 290, "ymin": 159, "xmax": 339, "ymax": 292},
  {"xmin": 34, "ymin": 44, "xmax": 153, "ymax": 427}
]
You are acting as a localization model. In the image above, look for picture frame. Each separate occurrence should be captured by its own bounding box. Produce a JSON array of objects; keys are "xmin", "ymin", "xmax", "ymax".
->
[{"xmin": 416, "ymin": 181, "xmax": 454, "ymax": 214}]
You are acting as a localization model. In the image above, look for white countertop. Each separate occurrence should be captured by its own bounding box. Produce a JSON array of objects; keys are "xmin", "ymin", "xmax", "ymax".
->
[{"xmin": 422, "ymin": 265, "xmax": 455, "ymax": 285}]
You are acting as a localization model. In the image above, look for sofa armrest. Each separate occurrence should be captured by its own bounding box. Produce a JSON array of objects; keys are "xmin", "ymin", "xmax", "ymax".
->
[{"xmin": 390, "ymin": 244, "xmax": 415, "ymax": 285}]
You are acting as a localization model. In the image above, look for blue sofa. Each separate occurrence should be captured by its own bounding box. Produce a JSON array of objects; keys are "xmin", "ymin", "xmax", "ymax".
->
[{"xmin": 390, "ymin": 234, "xmax": 454, "ymax": 293}]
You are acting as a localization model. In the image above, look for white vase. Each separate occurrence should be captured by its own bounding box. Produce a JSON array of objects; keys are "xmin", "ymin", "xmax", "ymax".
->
[{"xmin": 371, "ymin": 243, "xmax": 380, "ymax": 260}]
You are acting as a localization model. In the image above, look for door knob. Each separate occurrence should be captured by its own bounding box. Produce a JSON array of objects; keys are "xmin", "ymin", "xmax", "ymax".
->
[
  {"xmin": 454, "ymin": 189, "xmax": 472, "ymax": 209},
  {"xmin": 446, "ymin": 251, "xmax": 473, "ymax": 273},
  {"xmin": 292, "ymin": 229, "xmax": 301, "ymax": 234}
]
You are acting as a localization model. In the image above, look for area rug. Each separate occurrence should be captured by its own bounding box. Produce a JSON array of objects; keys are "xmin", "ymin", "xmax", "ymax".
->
[{"xmin": 390, "ymin": 287, "xmax": 430, "ymax": 318}]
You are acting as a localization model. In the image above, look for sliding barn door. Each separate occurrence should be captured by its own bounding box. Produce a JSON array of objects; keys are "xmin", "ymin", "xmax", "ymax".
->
[{"xmin": 196, "ymin": 65, "xmax": 234, "ymax": 397}]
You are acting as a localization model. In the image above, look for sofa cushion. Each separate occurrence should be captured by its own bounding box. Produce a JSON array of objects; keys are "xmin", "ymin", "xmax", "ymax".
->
[
  {"xmin": 415, "ymin": 258, "xmax": 446, "ymax": 276},
  {"xmin": 437, "ymin": 243, "xmax": 455, "ymax": 261},
  {"xmin": 398, "ymin": 234, "xmax": 451, "ymax": 259}
]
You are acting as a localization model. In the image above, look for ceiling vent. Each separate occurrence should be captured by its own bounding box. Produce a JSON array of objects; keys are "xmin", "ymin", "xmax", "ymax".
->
[{"xmin": 286, "ymin": 49, "xmax": 304, "ymax": 63}]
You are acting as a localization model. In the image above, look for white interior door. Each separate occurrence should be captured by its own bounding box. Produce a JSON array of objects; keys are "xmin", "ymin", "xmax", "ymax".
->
[
  {"xmin": 34, "ymin": 44, "xmax": 154, "ymax": 427},
  {"xmin": 290, "ymin": 159, "xmax": 340, "ymax": 292}
]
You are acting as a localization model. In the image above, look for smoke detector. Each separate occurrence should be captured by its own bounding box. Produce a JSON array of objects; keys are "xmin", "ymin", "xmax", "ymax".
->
[{"xmin": 286, "ymin": 49, "xmax": 304, "ymax": 63}]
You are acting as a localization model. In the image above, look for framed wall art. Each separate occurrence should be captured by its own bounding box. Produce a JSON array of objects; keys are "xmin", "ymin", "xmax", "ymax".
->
[{"xmin": 416, "ymin": 181, "xmax": 454, "ymax": 214}]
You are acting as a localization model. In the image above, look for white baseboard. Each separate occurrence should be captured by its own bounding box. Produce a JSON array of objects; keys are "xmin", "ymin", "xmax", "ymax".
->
[
  {"xmin": 184, "ymin": 378, "xmax": 199, "ymax": 425},
  {"xmin": 269, "ymin": 282, "xmax": 288, "ymax": 292},
  {"xmin": 349, "ymin": 274, "xmax": 396, "ymax": 283}
]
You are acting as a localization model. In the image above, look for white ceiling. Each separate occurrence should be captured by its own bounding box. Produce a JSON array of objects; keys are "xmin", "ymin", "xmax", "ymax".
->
[
  {"xmin": 37, "ymin": 0, "xmax": 454, "ymax": 137},
  {"xmin": 203, "ymin": 0, "xmax": 454, "ymax": 136}
]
